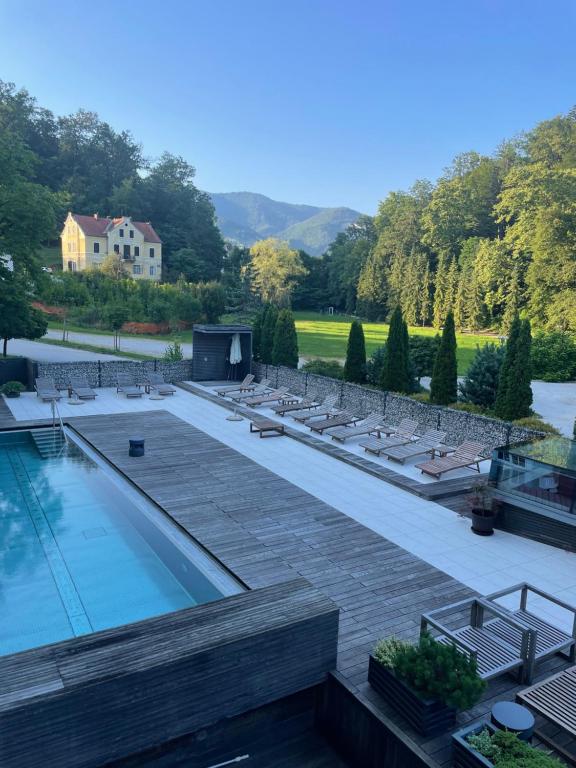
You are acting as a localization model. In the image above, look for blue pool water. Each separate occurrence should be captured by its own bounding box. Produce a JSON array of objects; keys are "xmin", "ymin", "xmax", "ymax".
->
[{"xmin": 0, "ymin": 429, "xmax": 242, "ymax": 656}]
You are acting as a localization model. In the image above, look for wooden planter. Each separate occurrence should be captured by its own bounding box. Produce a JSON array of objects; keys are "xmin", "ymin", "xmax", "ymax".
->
[
  {"xmin": 4, "ymin": 392, "xmax": 21, "ymax": 398},
  {"xmin": 452, "ymin": 722, "xmax": 496, "ymax": 768},
  {"xmin": 368, "ymin": 655, "xmax": 456, "ymax": 737}
]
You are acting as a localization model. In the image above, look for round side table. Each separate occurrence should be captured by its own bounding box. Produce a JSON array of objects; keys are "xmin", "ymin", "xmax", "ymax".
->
[{"xmin": 491, "ymin": 701, "xmax": 535, "ymax": 741}]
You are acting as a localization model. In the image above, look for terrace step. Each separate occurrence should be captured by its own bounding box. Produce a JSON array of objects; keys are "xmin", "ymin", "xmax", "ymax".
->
[{"xmin": 31, "ymin": 429, "xmax": 67, "ymax": 458}]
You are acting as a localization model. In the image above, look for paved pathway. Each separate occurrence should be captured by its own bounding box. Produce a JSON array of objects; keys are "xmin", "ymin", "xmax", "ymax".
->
[
  {"xmin": 43, "ymin": 329, "xmax": 193, "ymax": 358},
  {"xmin": 6, "ymin": 338, "xmax": 127, "ymax": 362}
]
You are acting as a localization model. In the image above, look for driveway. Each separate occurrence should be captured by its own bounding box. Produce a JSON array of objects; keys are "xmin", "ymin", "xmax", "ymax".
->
[
  {"xmin": 6, "ymin": 339, "xmax": 127, "ymax": 362},
  {"xmin": 43, "ymin": 329, "xmax": 193, "ymax": 358}
]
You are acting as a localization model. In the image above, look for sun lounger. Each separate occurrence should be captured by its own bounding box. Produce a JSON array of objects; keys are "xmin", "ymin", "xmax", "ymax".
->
[
  {"xmin": 35, "ymin": 377, "xmax": 62, "ymax": 401},
  {"xmin": 215, "ymin": 374, "xmax": 255, "ymax": 396},
  {"xmin": 146, "ymin": 372, "xmax": 177, "ymax": 396},
  {"xmin": 68, "ymin": 376, "xmax": 97, "ymax": 400},
  {"xmin": 326, "ymin": 412, "xmax": 383, "ymax": 442},
  {"xmin": 308, "ymin": 412, "xmax": 359, "ymax": 434},
  {"xmin": 291, "ymin": 394, "xmax": 338, "ymax": 422},
  {"xmin": 230, "ymin": 380, "xmax": 271, "ymax": 402},
  {"xmin": 383, "ymin": 429, "xmax": 448, "ymax": 463},
  {"xmin": 116, "ymin": 373, "xmax": 143, "ymax": 398},
  {"xmin": 359, "ymin": 419, "xmax": 419, "ymax": 455},
  {"xmin": 271, "ymin": 396, "xmax": 320, "ymax": 416},
  {"xmin": 415, "ymin": 441, "xmax": 485, "ymax": 478},
  {"xmin": 243, "ymin": 386, "xmax": 290, "ymax": 407}
]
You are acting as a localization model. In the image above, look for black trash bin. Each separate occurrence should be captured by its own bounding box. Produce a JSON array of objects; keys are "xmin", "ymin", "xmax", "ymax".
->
[{"xmin": 129, "ymin": 436, "xmax": 145, "ymax": 457}]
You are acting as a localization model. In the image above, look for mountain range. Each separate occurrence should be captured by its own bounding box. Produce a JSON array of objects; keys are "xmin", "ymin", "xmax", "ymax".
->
[{"xmin": 209, "ymin": 191, "xmax": 361, "ymax": 256}]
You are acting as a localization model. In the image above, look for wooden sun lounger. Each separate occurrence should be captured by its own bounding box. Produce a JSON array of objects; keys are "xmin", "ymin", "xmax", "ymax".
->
[
  {"xmin": 146, "ymin": 373, "xmax": 177, "ymax": 396},
  {"xmin": 308, "ymin": 412, "xmax": 359, "ymax": 434},
  {"xmin": 415, "ymin": 441, "xmax": 485, "ymax": 478},
  {"xmin": 35, "ymin": 377, "xmax": 62, "ymax": 401},
  {"xmin": 271, "ymin": 396, "xmax": 320, "ymax": 416},
  {"xmin": 230, "ymin": 380, "xmax": 271, "ymax": 402},
  {"xmin": 291, "ymin": 394, "xmax": 338, "ymax": 422},
  {"xmin": 383, "ymin": 429, "xmax": 448, "ymax": 463},
  {"xmin": 116, "ymin": 374, "xmax": 143, "ymax": 398},
  {"xmin": 215, "ymin": 374, "xmax": 255, "ymax": 396},
  {"xmin": 326, "ymin": 412, "xmax": 383, "ymax": 443},
  {"xmin": 249, "ymin": 417, "xmax": 285, "ymax": 438},
  {"xmin": 359, "ymin": 418, "xmax": 419, "ymax": 455},
  {"xmin": 243, "ymin": 386, "xmax": 290, "ymax": 407},
  {"xmin": 68, "ymin": 376, "xmax": 97, "ymax": 400},
  {"xmin": 517, "ymin": 666, "xmax": 576, "ymax": 755}
]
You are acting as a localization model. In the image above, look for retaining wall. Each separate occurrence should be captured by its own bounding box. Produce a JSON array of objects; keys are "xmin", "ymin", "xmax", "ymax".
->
[
  {"xmin": 37, "ymin": 360, "xmax": 193, "ymax": 389},
  {"xmin": 253, "ymin": 362, "xmax": 544, "ymax": 452}
]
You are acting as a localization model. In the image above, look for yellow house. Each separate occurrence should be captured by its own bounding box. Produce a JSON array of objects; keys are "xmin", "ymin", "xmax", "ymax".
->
[{"xmin": 61, "ymin": 213, "xmax": 162, "ymax": 281}]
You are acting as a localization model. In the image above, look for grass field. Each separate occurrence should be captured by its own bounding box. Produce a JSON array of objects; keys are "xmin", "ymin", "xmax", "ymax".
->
[{"xmin": 293, "ymin": 312, "xmax": 497, "ymax": 374}]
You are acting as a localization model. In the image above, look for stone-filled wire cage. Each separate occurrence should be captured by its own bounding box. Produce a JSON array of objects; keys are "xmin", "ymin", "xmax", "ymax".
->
[{"xmin": 192, "ymin": 325, "xmax": 252, "ymax": 382}]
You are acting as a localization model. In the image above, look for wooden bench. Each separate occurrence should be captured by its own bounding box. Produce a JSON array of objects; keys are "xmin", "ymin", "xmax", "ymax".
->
[{"xmin": 249, "ymin": 418, "xmax": 286, "ymax": 438}]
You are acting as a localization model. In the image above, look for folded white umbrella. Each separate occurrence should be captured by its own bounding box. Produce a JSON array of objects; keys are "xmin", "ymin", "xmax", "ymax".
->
[{"xmin": 230, "ymin": 333, "xmax": 242, "ymax": 365}]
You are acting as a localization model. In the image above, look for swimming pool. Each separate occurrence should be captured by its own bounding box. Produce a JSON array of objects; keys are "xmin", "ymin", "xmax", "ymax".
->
[{"xmin": 0, "ymin": 428, "xmax": 242, "ymax": 656}]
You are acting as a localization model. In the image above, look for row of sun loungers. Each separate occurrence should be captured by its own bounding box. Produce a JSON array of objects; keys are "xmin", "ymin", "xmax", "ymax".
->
[
  {"xmin": 214, "ymin": 381, "xmax": 486, "ymax": 478},
  {"xmin": 34, "ymin": 373, "xmax": 176, "ymax": 401}
]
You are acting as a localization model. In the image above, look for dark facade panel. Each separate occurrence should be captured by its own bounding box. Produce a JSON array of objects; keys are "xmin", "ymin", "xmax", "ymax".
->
[{"xmin": 192, "ymin": 326, "xmax": 252, "ymax": 381}]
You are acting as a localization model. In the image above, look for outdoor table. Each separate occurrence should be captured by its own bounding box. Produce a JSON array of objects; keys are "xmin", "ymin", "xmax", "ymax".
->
[
  {"xmin": 249, "ymin": 418, "xmax": 285, "ymax": 438},
  {"xmin": 430, "ymin": 445, "xmax": 456, "ymax": 459},
  {"xmin": 491, "ymin": 701, "xmax": 535, "ymax": 741}
]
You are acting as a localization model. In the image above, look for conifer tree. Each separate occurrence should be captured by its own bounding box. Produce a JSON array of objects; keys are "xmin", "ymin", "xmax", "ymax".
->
[
  {"xmin": 494, "ymin": 315, "xmax": 533, "ymax": 420},
  {"xmin": 260, "ymin": 304, "xmax": 278, "ymax": 364},
  {"xmin": 380, "ymin": 306, "xmax": 411, "ymax": 393},
  {"xmin": 430, "ymin": 311, "xmax": 458, "ymax": 404},
  {"xmin": 271, "ymin": 309, "xmax": 299, "ymax": 368},
  {"xmin": 252, "ymin": 309, "xmax": 263, "ymax": 361},
  {"xmin": 459, "ymin": 343, "xmax": 505, "ymax": 409},
  {"xmin": 344, "ymin": 320, "xmax": 367, "ymax": 383}
]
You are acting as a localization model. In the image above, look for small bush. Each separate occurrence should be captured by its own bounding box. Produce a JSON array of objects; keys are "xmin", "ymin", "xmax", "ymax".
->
[
  {"xmin": 373, "ymin": 637, "xmax": 411, "ymax": 669},
  {"xmin": 301, "ymin": 359, "xmax": 344, "ymax": 379},
  {"xmin": 1, "ymin": 381, "xmax": 25, "ymax": 395},
  {"xmin": 373, "ymin": 632, "xmax": 485, "ymax": 711},
  {"xmin": 366, "ymin": 345, "xmax": 386, "ymax": 385},
  {"xmin": 163, "ymin": 340, "xmax": 184, "ymax": 361},
  {"xmin": 512, "ymin": 417, "xmax": 560, "ymax": 436},
  {"xmin": 468, "ymin": 728, "xmax": 563, "ymax": 767},
  {"xmin": 449, "ymin": 401, "xmax": 486, "ymax": 414},
  {"xmin": 531, "ymin": 331, "xmax": 576, "ymax": 382},
  {"xmin": 407, "ymin": 391, "xmax": 430, "ymax": 403}
]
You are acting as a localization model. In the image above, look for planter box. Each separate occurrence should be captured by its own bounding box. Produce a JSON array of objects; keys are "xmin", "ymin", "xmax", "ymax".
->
[
  {"xmin": 452, "ymin": 721, "xmax": 496, "ymax": 768},
  {"xmin": 368, "ymin": 655, "xmax": 456, "ymax": 737}
]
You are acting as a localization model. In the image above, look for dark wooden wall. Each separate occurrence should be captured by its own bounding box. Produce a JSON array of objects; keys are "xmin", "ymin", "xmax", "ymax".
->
[
  {"xmin": 495, "ymin": 500, "xmax": 576, "ymax": 551},
  {"xmin": 0, "ymin": 579, "xmax": 338, "ymax": 768},
  {"xmin": 316, "ymin": 673, "xmax": 438, "ymax": 768},
  {"xmin": 192, "ymin": 331, "xmax": 252, "ymax": 381}
]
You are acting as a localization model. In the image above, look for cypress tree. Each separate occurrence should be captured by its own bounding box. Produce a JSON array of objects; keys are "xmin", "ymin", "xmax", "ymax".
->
[
  {"xmin": 260, "ymin": 304, "xmax": 278, "ymax": 364},
  {"xmin": 344, "ymin": 320, "xmax": 367, "ymax": 383},
  {"xmin": 494, "ymin": 315, "xmax": 521, "ymax": 420},
  {"xmin": 515, "ymin": 319, "xmax": 533, "ymax": 417},
  {"xmin": 430, "ymin": 311, "xmax": 458, "ymax": 405},
  {"xmin": 252, "ymin": 309, "xmax": 263, "ymax": 361},
  {"xmin": 380, "ymin": 306, "xmax": 411, "ymax": 393},
  {"xmin": 459, "ymin": 343, "xmax": 505, "ymax": 409},
  {"xmin": 272, "ymin": 309, "xmax": 299, "ymax": 368}
]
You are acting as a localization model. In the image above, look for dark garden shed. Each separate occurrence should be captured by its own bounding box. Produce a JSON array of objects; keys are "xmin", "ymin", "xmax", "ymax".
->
[{"xmin": 192, "ymin": 324, "xmax": 252, "ymax": 382}]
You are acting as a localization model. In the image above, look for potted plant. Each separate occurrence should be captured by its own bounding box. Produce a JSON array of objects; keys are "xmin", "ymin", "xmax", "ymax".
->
[
  {"xmin": 452, "ymin": 722, "xmax": 563, "ymax": 767},
  {"xmin": 1, "ymin": 381, "xmax": 25, "ymax": 398},
  {"xmin": 368, "ymin": 633, "xmax": 485, "ymax": 737},
  {"xmin": 469, "ymin": 480, "xmax": 496, "ymax": 536}
]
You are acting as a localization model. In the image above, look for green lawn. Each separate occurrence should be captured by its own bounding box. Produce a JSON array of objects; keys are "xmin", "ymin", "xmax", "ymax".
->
[{"xmin": 293, "ymin": 311, "xmax": 497, "ymax": 374}]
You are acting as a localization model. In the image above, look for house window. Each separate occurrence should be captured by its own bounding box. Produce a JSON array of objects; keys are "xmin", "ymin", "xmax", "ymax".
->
[
  {"xmin": 67, "ymin": 260, "xmax": 76, "ymax": 272},
  {"xmin": 149, "ymin": 266, "xmax": 155, "ymax": 276},
  {"xmin": 93, "ymin": 242, "xmax": 100, "ymax": 254},
  {"xmin": 129, "ymin": 230, "xmax": 134, "ymax": 238},
  {"xmin": 119, "ymin": 228, "xmax": 124, "ymax": 237},
  {"xmin": 123, "ymin": 245, "xmax": 130, "ymax": 258},
  {"xmin": 133, "ymin": 264, "xmax": 142, "ymax": 275},
  {"xmin": 134, "ymin": 246, "xmax": 140, "ymax": 256},
  {"xmin": 114, "ymin": 244, "xmax": 120, "ymax": 254},
  {"xmin": 149, "ymin": 247, "xmax": 155, "ymax": 258}
]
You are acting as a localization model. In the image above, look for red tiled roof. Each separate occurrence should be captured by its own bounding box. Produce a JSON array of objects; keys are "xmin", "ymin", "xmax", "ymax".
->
[{"xmin": 69, "ymin": 214, "xmax": 162, "ymax": 244}]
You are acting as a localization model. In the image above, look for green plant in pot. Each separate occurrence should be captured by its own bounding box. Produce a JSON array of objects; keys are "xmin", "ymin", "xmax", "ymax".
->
[
  {"xmin": 1, "ymin": 381, "xmax": 25, "ymax": 398},
  {"xmin": 469, "ymin": 479, "xmax": 496, "ymax": 536},
  {"xmin": 369, "ymin": 632, "xmax": 485, "ymax": 736}
]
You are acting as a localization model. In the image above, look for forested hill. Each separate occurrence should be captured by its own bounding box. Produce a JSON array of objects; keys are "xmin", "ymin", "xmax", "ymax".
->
[{"xmin": 210, "ymin": 191, "xmax": 361, "ymax": 255}]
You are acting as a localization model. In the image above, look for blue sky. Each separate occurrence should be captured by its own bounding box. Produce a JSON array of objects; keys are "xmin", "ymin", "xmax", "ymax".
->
[{"xmin": 0, "ymin": 0, "xmax": 574, "ymax": 212}]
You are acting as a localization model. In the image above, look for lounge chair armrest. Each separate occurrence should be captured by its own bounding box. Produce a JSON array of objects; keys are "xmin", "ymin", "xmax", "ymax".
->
[
  {"xmin": 524, "ymin": 585, "xmax": 576, "ymax": 616},
  {"xmin": 476, "ymin": 598, "xmax": 532, "ymax": 633},
  {"xmin": 421, "ymin": 614, "xmax": 478, "ymax": 659}
]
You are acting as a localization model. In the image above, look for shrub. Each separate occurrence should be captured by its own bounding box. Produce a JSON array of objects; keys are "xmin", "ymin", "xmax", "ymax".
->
[
  {"xmin": 366, "ymin": 345, "xmax": 386, "ymax": 385},
  {"xmin": 163, "ymin": 340, "xmax": 184, "ymax": 361},
  {"xmin": 196, "ymin": 281, "xmax": 226, "ymax": 324},
  {"xmin": 513, "ymin": 417, "xmax": 560, "ymax": 436},
  {"xmin": 459, "ymin": 343, "xmax": 505, "ymax": 409},
  {"xmin": 373, "ymin": 637, "xmax": 411, "ymax": 669},
  {"xmin": 531, "ymin": 331, "xmax": 576, "ymax": 381},
  {"xmin": 344, "ymin": 320, "xmax": 367, "ymax": 383},
  {"xmin": 301, "ymin": 359, "xmax": 344, "ymax": 379},
  {"xmin": 392, "ymin": 632, "xmax": 485, "ymax": 710},
  {"xmin": 409, "ymin": 335, "xmax": 440, "ymax": 380},
  {"xmin": 468, "ymin": 728, "xmax": 563, "ymax": 767},
  {"xmin": 430, "ymin": 311, "xmax": 458, "ymax": 405},
  {"xmin": 1, "ymin": 381, "xmax": 25, "ymax": 395},
  {"xmin": 272, "ymin": 309, "xmax": 299, "ymax": 368},
  {"xmin": 260, "ymin": 305, "xmax": 278, "ymax": 364}
]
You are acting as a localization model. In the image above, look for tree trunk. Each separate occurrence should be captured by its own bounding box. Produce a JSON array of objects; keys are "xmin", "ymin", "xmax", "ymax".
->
[{"xmin": 2, "ymin": 336, "xmax": 7, "ymax": 357}]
